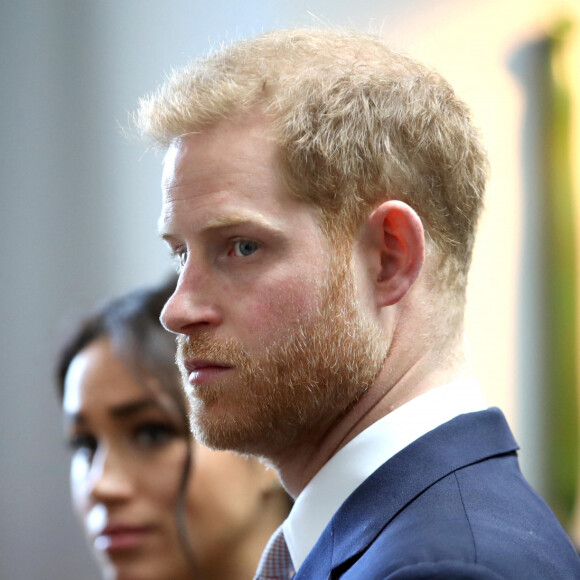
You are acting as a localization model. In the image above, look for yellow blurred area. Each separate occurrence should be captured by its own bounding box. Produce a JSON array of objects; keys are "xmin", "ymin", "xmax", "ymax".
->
[
  {"xmin": 385, "ymin": 0, "xmax": 580, "ymax": 542},
  {"xmin": 389, "ymin": 0, "xmax": 578, "ymax": 427}
]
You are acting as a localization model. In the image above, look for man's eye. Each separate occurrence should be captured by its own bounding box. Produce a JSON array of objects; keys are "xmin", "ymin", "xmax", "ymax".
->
[
  {"xmin": 133, "ymin": 423, "xmax": 178, "ymax": 449},
  {"xmin": 171, "ymin": 249, "xmax": 188, "ymax": 272},
  {"xmin": 233, "ymin": 240, "xmax": 259, "ymax": 257},
  {"xmin": 179, "ymin": 250, "xmax": 188, "ymax": 267}
]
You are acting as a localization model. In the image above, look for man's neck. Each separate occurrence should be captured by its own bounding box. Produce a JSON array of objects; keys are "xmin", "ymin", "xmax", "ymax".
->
[{"xmin": 272, "ymin": 339, "xmax": 472, "ymax": 498}]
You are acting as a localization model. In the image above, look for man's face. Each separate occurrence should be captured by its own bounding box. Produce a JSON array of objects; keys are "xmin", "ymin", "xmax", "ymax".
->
[{"xmin": 159, "ymin": 116, "xmax": 387, "ymax": 458}]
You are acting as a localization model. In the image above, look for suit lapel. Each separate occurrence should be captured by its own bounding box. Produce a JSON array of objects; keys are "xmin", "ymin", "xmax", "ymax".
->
[{"xmin": 296, "ymin": 408, "xmax": 519, "ymax": 579}]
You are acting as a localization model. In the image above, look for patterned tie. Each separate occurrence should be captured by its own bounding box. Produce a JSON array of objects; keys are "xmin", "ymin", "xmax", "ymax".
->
[{"xmin": 254, "ymin": 525, "xmax": 296, "ymax": 580}]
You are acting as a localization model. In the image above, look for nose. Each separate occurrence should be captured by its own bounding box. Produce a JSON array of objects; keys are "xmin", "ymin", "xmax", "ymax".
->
[
  {"xmin": 88, "ymin": 447, "xmax": 134, "ymax": 505},
  {"xmin": 161, "ymin": 269, "xmax": 222, "ymax": 335}
]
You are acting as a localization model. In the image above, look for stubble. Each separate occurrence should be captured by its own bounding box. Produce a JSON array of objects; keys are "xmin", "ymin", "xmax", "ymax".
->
[{"xmin": 176, "ymin": 255, "xmax": 388, "ymax": 457}]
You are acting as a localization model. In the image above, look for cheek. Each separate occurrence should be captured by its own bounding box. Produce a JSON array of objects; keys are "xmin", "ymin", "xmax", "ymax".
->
[
  {"xmin": 243, "ymin": 273, "xmax": 325, "ymax": 338},
  {"xmin": 70, "ymin": 455, "xmax": 90, "ymax": 517},
  {"xmin": 146, "ymin": 443, "xmax": 190, "ymax": 506},
  {"xmin": 186, "ymin": 452, "xmax": 262, "ymax": 543}
]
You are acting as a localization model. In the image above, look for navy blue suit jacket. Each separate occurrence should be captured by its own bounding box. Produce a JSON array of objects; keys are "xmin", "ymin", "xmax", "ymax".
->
[{"xmin": 296, "ymin": 408, "xmax": 580, "ymax": 579}]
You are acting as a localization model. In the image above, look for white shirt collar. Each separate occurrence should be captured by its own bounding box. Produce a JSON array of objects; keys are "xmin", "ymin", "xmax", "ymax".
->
[{"xmin": 283, "ymin": 377, "xmax": 487, "ymax": 571}]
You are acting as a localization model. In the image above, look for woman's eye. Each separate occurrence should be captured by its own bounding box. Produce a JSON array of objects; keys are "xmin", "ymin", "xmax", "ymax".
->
[
  {"xmin": 233, "ymin": 240, "xmax": 259, "ymax": 257},
  {"xmin": 68, "ymin": 434, "xmax": 97, "ymax": 458},
  {"xmin": 134, "ymin": 423, "xmax": 177, "ymax": 449}
]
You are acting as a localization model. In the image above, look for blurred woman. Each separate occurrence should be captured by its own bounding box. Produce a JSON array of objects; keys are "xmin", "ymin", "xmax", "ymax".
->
[{"xmin": 56, "ymin": 275, "xmax": 291, "ymax": 580}]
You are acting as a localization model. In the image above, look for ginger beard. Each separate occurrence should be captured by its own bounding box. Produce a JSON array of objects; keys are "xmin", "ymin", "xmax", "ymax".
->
[{"xmin": 176, "ymin": 252, "xmax": 389, "ymax": 457}]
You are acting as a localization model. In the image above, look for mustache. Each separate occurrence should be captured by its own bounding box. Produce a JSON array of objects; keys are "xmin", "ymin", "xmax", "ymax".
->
[{"xmin": 176, "ymin": 334, "xmax": 252, "ymax": 367}]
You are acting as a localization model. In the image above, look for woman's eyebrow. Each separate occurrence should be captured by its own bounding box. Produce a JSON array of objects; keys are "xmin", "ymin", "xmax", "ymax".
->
[
  {"xmin": 63, "ymin": 411, "xmax": 87, "ymax": 428},
  {"xmin": 63, "ymin": 399, "xmax": 168, "ymax": 431},
  {"xmin": 110, "ymin": 398, "xmax": 164, "ymax": 419}
]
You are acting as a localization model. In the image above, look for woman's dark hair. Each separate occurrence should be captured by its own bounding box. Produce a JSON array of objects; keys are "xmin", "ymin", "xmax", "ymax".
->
[
  {"xmin": 56, "ymin": 274, "xmax": 202, "ymax": 577},
  {"xmin": 56, "ymin": 273, "xmax": 184, "ymax": 418}
]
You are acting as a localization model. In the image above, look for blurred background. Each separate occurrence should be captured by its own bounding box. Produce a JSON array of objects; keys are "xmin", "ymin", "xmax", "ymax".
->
[{"xmin": 1, "ymin": 0, "xmax": 579, "ymax": 578}]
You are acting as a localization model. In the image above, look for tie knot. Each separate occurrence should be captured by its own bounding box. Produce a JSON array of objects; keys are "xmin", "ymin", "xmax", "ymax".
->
[{"xmin": 254, "ymin": 526, "xmax": 295, "ymax": 580}]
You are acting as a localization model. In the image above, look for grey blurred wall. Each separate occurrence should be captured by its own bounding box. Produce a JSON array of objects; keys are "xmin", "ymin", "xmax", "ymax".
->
[{"xmin": 0, "ymin": 1, "xmax": 422, "ymax": 578}]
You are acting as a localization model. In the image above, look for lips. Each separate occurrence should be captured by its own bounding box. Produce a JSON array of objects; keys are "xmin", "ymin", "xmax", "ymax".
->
[
  {"xmin": 94, "ymin": 524, "xmax": 153, "ymax": 553},
  {"xmin": 184, "ymin": 359, "xmax": 232, "ymax": 385}
]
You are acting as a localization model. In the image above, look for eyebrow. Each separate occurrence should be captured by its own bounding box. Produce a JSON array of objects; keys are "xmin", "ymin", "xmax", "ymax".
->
[
  {"xmin": 65, "ymin": 398, "xmax": 165, "ymax": 425},
  {"xmin": 110, "ymin": 398, "xmax": 164, "ymax": 419},
  {"xmin": 159, "ymin": 212, "xmax": 282, "ymax": 242}
]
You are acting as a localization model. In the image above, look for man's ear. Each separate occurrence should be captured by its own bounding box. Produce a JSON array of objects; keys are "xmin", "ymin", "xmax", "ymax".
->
[{"xmin": 367, "ymin": 200, "xmax": 425, "ymax": 307}]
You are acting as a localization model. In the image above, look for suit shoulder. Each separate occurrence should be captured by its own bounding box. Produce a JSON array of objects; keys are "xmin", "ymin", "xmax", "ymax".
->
[
  {"xmin": 382, "ymin": 560, "xmax": 508, "ymax": 579},
  {"xmin": 338, "ymin": 457, "xmax": 580, "ymax": 579},
  {"xmin": 455, "ymin": 455, "xmax": 580, "ymax": 576}
]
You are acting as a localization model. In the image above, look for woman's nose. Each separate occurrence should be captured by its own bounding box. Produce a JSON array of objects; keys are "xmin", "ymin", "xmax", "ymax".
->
[{"xmin": 89, "ymin": 448, "xmax": 134, "ymax": 504}]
